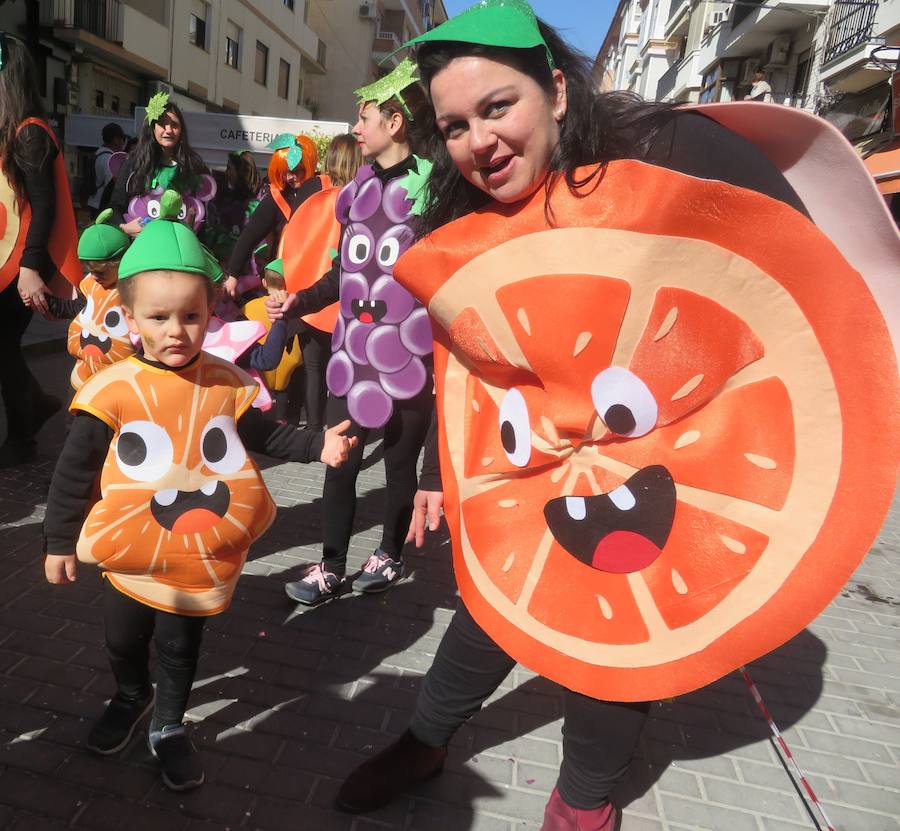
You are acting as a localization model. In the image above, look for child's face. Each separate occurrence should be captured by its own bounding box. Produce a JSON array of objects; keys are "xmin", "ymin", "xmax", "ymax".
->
[
  {"xmin": 86, "ymin": 260, "xmax": 120, "ymax": 289},
  {"xmin": 123, "ymin": 271, "xmax": 211, "ymax": 368}
]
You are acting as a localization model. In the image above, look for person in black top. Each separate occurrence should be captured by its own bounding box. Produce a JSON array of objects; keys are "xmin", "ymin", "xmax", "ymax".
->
[{"xmin": 333, "ymin": 4, "xmax": 811, "ymax": 828}]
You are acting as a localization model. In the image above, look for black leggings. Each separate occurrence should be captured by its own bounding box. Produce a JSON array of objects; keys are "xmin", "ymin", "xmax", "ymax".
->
[
  {"xmin": 103, "ymin": 580, "xmax": 207, "ymax": 727},
  {"xmin": 321, "ymin": 385, "xmax": 433, "ymax": 573},
  {"xmin": 410, "ymin": 603, "xmax": 650, "ymax": 810},
  {"xmin": 0, "ymin": 280, "xmax": 41, "ymax": 441},
  {"xmin": 298, "ymin": 323, "xmax": 331, "ymax": 432}
]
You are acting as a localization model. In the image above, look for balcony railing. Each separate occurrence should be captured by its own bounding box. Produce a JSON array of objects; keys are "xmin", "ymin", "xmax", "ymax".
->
[
  {"xmin": 40, "ymin": 0, "xmax": 121, "ymax": 43},
  {"xmin": 823, "ymin": 0, "xmax": 879, "ymax": 65}
]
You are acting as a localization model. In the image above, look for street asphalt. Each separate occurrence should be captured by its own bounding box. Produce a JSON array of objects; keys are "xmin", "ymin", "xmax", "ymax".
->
[{"xmin": 0, "ymin": 324, "xmax": 897, "ymax": 830}]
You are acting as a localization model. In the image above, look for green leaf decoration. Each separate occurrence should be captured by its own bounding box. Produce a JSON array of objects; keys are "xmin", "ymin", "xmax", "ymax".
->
[
  {"xmin": 328, "ymin": 247, "xmax": 339, "ymax": 260},
  {"xmin": 95, "ymin": 207, "xmax": 114, "ymax": 226},
  {"xmin": 401, "ymin": 156, "xmax": 433, "ymax": 217},
  {"xmin": 145, "ymin": 91, "xmax": 170, "ymax": 123},
  {"xmin": 354, "ymin": 58, "xmax": 419, "ymax": 107},
  {"xmin": 286, "ymin": 144, "xmax": 304, "ymax": 170},
  {"xmin": 159, "ymin": 189, "xmax": 184, "ymax": 221},
  {"xmin": 267, "ymin": 133, "xmax": 298, "ymax": 151}
]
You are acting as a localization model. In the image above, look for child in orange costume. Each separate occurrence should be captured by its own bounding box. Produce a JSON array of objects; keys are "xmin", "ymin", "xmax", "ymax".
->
[{"xmin": 43, "ymin": 204, "xmax": 357, "ymax": 792}]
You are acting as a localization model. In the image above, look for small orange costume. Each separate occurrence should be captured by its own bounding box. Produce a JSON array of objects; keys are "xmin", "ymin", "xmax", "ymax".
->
[
  {"xmin": 67, "ymin": 277, "xmax": 136, "ymax": 390},
  {"xmin": 72, "ymin": 353, "xmax": 276, "ymax": 616}
]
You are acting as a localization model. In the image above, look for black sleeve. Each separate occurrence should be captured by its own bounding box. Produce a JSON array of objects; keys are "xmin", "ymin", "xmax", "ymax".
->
[
  {"xmin": 46, "ymin": 293, "xmax": 86, "ymax": 320},
  {"xmin": 227, "ymin": 193, "xmax": 279, "ymax": 276},
  {"xmin": 236, "ymin": 319, "xmax": 289, "ymax": 371},
  {"xmin": 43, "ymin": 413, "xmax": 113, "ymax": 554},
  {"xmin": 644, "ymin": 112, "xmax": 808, "ymax": 216},
  {"xmin": 108, "ymin": 155, "xmax": 135, "ymax": 225},
  {"xmin": 238, "ymin": 407, "xmax": 325, "ymax": 463},
  {"xmin": 292, "ymin": 246, "xmax": 341, "ymax": 315},
  {"xmin": 418, "ymin": 400, "xmax": 441, "ymax": 491},
  {"xmin": 15, "ymin": 124, "xmax": 59, "ymax": 282}
]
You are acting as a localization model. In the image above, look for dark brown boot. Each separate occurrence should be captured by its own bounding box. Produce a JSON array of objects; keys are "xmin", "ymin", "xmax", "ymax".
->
[{"xmin": 336, "ymin": 729, "xmax": 448, "ymax": 813}]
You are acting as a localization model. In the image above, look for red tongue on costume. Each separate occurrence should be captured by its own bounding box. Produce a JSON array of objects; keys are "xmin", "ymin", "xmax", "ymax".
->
[
  {"xmin": 172, "ymin": 509, "xmax": 221, "ymax": 535},
  {"xmin": 83, "ymin": 344, "xmax": 105, "ymax": 360},
  {"xmin": 359, "ymin": 312, "xmax": 374, "ymax": 324},
  {"xmin": 592, "ymin": 531, "xmax": 662, "ymax": 574}
]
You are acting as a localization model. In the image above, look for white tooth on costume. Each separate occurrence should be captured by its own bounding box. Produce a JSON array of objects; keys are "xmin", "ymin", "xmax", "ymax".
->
[
  {"xmin": 201, "ymin": 480, "xmax": 217, "ymax": 496},
  {"xmin": 97, "ymin": 332, "xmax": 109, "ymax": 342},
  {"xmin": 154, "ymin": 488, "xmax": 178, "ymax": 507},
  {"xmin": 565, "ymin": 496, "xmax": 586, "ymax": 521},
  {"xmin": 81, "ymin": 329, "xmax": 90, "ymax": 338},
  {"xmin": 609, "ymin": 485, "xmax": 636, "ymax": 511}
]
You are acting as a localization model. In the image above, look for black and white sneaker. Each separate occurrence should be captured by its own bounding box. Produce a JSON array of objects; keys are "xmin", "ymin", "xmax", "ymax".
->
[
  {"xmin": 86, "ymin": 690, "xmax": 154, "ymax": 755},
  {"xmin": 149, "ymin": 723, "xmax": 205, "ymax": 792},
  {"xmin": 284, "ymin": 562, "xmax": 344, "ymax": 606},
  {"xmin": 354, "ymin": 551, "xmax": 403, "ymax": 593}
]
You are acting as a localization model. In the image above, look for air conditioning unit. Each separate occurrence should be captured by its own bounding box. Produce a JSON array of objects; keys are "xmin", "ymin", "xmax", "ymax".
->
[
  {"xmin": 764, "ymin": 35, "xmax": 791, "ymax": 67},
  {"xmin": 147, "ymin": 80, "xmax": 174, "ymax": 97},
  {"xmin": 359, "ymin": 3, "xmax": 377, "ymax": 19}
]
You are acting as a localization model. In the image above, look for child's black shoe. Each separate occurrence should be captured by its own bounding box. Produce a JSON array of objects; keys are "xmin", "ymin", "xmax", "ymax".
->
[
  {"xmin": 149, "ymin": 723, "xmax": 205, "ymax": 791},
  {"xmin": 86, "ymin": 690, "xmax": 154, "ymax": 755}
]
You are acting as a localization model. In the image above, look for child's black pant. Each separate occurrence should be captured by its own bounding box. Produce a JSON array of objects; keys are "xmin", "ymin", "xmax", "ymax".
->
[
  {"xmin": 410, "ymin": 602, "xmax": 650, "ymax": 810},
  {"xmin": 103, "ymin": 580, "xmax": 207, "ymax": 727},
  {"xmin": 321, "ymin": 385, "xmax": 433, "ymax": 574}
]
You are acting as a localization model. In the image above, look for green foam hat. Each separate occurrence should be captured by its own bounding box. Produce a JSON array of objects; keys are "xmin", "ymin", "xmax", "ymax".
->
[
  {"xmin": 77, "ymin": 209, "xmax": 131, "ymax": 261},
  {"xmin": 264, "ymin": 258, "xmax": 284, "ymax": 277},
  {"xmin": 400, "ymin": 0, "xmax": 553, "ymax": 69},
  {"xmin": 118, "ymin": 191, "xmax": 212, "ymax": 280},
  {"xmin": 354, "ymin": 58, "xmax": 420, "ymax": 119}
]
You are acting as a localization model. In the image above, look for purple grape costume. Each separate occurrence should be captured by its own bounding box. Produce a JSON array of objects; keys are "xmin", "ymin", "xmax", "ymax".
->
[{"xmin": 326, "ymin": 161, "xmax": 433, "ymax": 428}]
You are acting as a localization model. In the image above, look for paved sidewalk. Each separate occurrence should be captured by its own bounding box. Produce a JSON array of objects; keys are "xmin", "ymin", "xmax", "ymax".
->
[{"xmin": 0, "ymin": 342, "xmax": 898, "ymax": 831}]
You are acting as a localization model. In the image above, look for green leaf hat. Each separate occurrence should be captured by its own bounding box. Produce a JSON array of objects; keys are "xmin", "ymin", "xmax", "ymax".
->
[
  {"xmin": 354, "ymin": 58, "xmax": 421, "ymax": 120},
  {"xmin": 77, "ymin": 209, "xmax": 131, "ymax": 262},
  {"xmin": 267, "ymin": 133, "xmax": 304, "ymax": 171}
]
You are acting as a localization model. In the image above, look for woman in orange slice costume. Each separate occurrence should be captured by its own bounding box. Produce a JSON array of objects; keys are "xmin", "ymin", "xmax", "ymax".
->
[
  {"xmin": 335, "ymin": 3, "xmax": 900, "ymax": 828},
  {"xmin": 0, "ymin": 32, "xmax": 81, "ymax": 466},
  {"xmin": 42, "ymin": 199, "xmax": 357, "ymax": 792}
]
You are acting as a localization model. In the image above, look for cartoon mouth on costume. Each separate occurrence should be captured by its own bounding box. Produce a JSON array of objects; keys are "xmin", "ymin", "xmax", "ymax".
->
[
  {"xmin": 150, "ymin": 480, "xmax": 231, "ymax": 534},
  {"xmin": 80, "ymin": 332, "xmax": 113, "ymax": 360},
  {"xmin": 543, "ymin": 465, "xmax": 676, "ymax": 574},
  {"xmin": 351, "ymin": 299, "xmax": 387, "ymax": 324}
]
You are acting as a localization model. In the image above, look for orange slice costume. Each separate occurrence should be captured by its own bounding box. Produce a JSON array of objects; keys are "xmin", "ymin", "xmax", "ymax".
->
[
  {"xmin": 0, "ymin": 118, "xmax": 81, "ymax": 293},
  {"xmin": 67, "ymin": 277, "xmax": 136, "ymax": 390},
  {"xmin": 72, "ymin": 353, "xmax": 276, "ymax": 616},
  {"xmin": 394, "ymin": 157, "xmax": 900, "ymax": 702}
]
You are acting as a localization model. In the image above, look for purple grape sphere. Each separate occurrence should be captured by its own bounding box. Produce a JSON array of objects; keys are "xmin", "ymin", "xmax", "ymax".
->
[
  {"xmin": 348, "ymin": 380, "xmax": 393, "ymax": 428},
  {"xmin": 399, "ymin": 307, "xmax": 434, "ymax": 356},
  {"xmin": 331, "ymin": 313, "xmax": 345, "ymax": 352},
  {"xmin": 349, "ymin": 176, "xmax": 383, "ymax": 223},
  {"xmin": 382, "ymin": 178, "xmax": 414, "ymax": 224},
  {"xmin": 339, "ymin": 271, "xmax": 369, "ymax": 317},
  {"xmin": 371, "ymin": 274, "xmax": 415, "ymax": 324},
  {"xmin": 366, "ymin": 325, "xmax": 412, "ymax": 374},
  {"xmin": 343, "ymin": 320, "xmax": 371, "ymax": 366},
  {"xmin": 326, "ymin": 350, "xmax": 354, "ymax": 397},
  {"xmin": 381, "ymin": 356, "xmax": 427, "ymax": 400}
]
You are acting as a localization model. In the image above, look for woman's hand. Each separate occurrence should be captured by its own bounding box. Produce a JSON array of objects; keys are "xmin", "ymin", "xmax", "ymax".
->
[
  {"xmin": 266, "ymin": 291, "xmax": 298, "ymax": 322},
  {"xmin": 119, "ymin": 218, "xmax": 143, "ymax": 237},
  {"xmin": 406, "ymin": 490, "xmax": 444, "ymax": 548},
  {"xmin": 222, "ymin": 275, "xmax": 239, "ymax": 299},
  {"xmin": 319, "ymin": 419, "xmax": 359, "ymax": 467},
  {"xmin": 17, "ymin": 267, "xmax": 50, "ymax": 316},
  {"xmin": 44, "ymin": 554, "xmax": 77, "ymax": 584}
]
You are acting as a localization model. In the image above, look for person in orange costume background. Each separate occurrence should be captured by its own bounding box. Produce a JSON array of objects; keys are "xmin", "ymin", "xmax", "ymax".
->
[
  {"xmin": 0, "ymin": 31, "xmax": 81, "ymax": 467},
  {"xmin": 334, "ymin": 2, "xmax": 900, "ymax": 829}
]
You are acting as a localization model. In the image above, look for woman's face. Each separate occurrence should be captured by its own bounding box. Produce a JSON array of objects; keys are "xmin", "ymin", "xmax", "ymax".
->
[
  {"xmin": 431, "ymin": 55, "xmax": 567, "ymax": 204},
  {"xmin": 352, "ymin": 102, "xmax": 395, "ymax": 161},
  {"xmin": 153, "ymin": 111, "xmax": 182, "ymax": 154}
]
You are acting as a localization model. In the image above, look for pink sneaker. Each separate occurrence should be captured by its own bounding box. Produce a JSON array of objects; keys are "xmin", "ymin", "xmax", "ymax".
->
[{"xmin": 541, "ymin": 787, "xmax": 619, "ymax": 831}]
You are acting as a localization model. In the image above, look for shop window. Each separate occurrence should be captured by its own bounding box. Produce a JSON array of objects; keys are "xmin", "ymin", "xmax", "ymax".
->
[
  {"xmin": 278, "ymin": 59, "xmax": 291, "ymax": 99},
  {"xmin": 255, "ymin": 41, "xmax": 269, "ymax": 86}
]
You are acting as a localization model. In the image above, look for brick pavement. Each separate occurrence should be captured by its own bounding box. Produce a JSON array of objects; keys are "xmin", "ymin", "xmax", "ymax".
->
[{"xmin": 0, "ymin": 341, "xmax": 898, "ymax": 831}]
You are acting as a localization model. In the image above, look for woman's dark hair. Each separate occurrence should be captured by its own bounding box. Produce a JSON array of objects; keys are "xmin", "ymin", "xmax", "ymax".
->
[
  {"xmin": 227, "ymin": 150, "xmax": 261, "ymax": 199},
  {"xmin": 0, "ymin": 36, "xmax": 53, "ymax": 204},
  {"xmin": 375, "ymin": 81, "xmax": 434, "ymax": 159},
  {"xmin": 127, "ymin": 100, "xmax": 207, "ymax": 196},
  {"xmin": 415, "ymin": 21, "xmax": 675, "ymax": 233}
]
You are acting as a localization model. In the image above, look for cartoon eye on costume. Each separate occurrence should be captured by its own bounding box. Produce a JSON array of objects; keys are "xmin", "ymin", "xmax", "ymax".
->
[
  {"xmin": 103, "ymin": 306, "xmax": 129, "ymax": 338},
  {"xmin": 78, "ymin": 293, "xmax": 95, "ymax": 326},
  {"xmin": 177, "ymin": 203, "xmax": 189, "ymax": 221},
  {"xmin": 591, "ymin": 367, "xmax": 658, "ymax": 438},
  {"xmin": 200, "ymin": 415, "xmax": 246, "ymax": 475},
  {"xmin": 498, "ymin": 388, "xmax": 532, "ymax": 467},
  {"xmin": 377, "ymin": 237, "xmax": 401, "ymax": 268},
  {"xmin": 116, "ymin": 421, "xmax": 174, "ymax": 482},
  {"xmin": 346, "ymin": 232, "xmax": 372, "ymax": 267},
  {"xmin": 146, "ymin": 199, "xmax": 161, "ymax": 219}
]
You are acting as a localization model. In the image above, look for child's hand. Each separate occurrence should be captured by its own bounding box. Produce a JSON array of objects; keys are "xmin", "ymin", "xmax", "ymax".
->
[
  {"xmin": 320, "ymin": 419, "xmax": 359, "ymax": 467},
  {"xmin": 267, "ymin": 288, "xmax": 288, "ymax": 306},
  {"xmin": 405, "ymin": 490, "xmax": 444, "ymax": 548},
  {"xmin": 266, "ymin": 292, "xmax": 298, "ymax": 322},
  {"xmin": 222, "ymin": 275, "xmax": 239, "ymax": 299},
  {"xmin": 44, "ymin": 554, "xmax": 77, "ymax": 584}
]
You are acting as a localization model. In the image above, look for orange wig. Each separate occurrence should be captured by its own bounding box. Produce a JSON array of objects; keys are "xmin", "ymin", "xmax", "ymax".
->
[{"xmin": 268, "ymin": 134, "xmax": 318, "ymax": 190}]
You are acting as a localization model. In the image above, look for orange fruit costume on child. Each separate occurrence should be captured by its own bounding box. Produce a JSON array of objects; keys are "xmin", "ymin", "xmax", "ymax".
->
[
  {"xmin": 72, "ymin": 353, "xmax": 276, "ymax": 616},
  {"xmin": 0, "ymin": 118, "xmax": 81, "ymax": 292},
  {"xmin": 67, "ymin": 276, "xmax": 136, "ymax": 390},
  {"xmin": 394, "ymin": 158, "xmax": 900, "ymax": 702}
]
